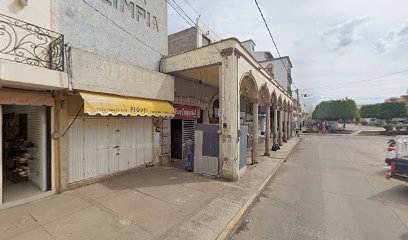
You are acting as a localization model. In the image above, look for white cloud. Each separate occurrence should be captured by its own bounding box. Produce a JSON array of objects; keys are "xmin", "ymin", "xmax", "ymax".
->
[
  {"xmin": 323, "ymin": 17, "xmax": 369, "ymax": 51},
  {"xmin": 168, "ymin": 0, "xmax": 408, "ymax": 105},
  {"xmin": 375, "ymin": 21, "xmax": 408, "ymax": 53}
]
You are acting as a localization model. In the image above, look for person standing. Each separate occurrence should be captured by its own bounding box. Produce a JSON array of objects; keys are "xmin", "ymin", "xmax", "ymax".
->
[{"xmin": 185, "ymin": 138, "xmax": 194, "ymax": 172}]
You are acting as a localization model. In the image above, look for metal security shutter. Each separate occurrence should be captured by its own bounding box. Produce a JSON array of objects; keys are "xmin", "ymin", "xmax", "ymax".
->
[
  {"xmin": 68, "ymin": 117, "xmax": 153, "ymax": 183},
  {"xmin": 182, "ymin": 120, "xmax": 196, "ymax": 160}
]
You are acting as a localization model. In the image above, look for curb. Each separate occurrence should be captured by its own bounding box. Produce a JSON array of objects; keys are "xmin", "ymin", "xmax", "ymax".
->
[{"xmin": 216, "ymin": 138, "xmax": 302, "ymax": 240}]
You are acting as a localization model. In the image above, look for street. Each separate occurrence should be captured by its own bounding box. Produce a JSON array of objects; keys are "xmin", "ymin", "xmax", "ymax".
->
[{"xmin": 234, "ymin": 134, "xmax": 408, "ymax": 240}]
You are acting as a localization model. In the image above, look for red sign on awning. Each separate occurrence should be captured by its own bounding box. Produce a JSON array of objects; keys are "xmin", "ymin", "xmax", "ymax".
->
[{"xmin": 174, "ymin": 105, "xmax": 200, "ymax": 120}]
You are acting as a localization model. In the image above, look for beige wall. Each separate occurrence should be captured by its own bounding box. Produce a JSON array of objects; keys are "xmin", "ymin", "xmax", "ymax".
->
[
  {"xmin": 0, "ymin": 60, "xmax": 68, "ymax": 90},
  {"xmin": 0, "ymin": 0, "xmax": 51, "ymax": 28},
  {"xmin": 70, "ymin": 48, "xmax": 174, "ymax": 102}
]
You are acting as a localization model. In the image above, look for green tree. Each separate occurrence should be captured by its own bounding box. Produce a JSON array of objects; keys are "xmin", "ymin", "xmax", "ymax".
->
[
  {"xmin": 360, "ymin": 104, "xmax": 380, "ymax": 118},
  {"xmin": 378, "ymin": 102, "xmax": 407, "ymax": 120},
  {"xmin": 312, "ymin": 99, "xmax": 358, "ymax": 121}
]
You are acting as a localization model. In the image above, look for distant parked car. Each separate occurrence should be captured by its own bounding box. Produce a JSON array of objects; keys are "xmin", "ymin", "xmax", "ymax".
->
[{"xmin": 361, "ymin": 120, "xmax": 368, "ymax": 126}]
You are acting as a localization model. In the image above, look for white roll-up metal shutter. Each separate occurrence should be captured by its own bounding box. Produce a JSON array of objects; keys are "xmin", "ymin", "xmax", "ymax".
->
[{"xmin": 68, "ymin": 117, "xmax": 153, "ymax": 183}]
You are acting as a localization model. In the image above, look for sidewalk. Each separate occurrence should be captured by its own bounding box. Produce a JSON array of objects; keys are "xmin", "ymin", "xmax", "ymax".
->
[{"xmin": 0, "ymin": 138, "xmax": 300, "ymax": 240}]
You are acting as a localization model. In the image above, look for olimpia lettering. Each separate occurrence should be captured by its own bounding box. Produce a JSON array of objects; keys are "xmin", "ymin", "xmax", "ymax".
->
[{"xmin": 102, "ymin": 0, "xmax": 159, "ymax": 32}]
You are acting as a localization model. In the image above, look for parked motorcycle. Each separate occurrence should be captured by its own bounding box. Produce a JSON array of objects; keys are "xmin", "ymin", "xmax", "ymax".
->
[{"xmin": 385, "ymin": 139, "xmax": 396, "ymax": 166}]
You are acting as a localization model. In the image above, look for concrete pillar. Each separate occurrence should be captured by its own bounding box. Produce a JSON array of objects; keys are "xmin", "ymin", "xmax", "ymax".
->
[
  {"xmin": 272, "ymin": 107, "xmax": 278, "ymax": 146},
  {"xmin": 252, "ymin": 100, "xmax": 259, "ymax": 164},
  {"xmin": 0, "ymin": 105, "xmax": 2, "ymax": 205},
  {"xmin": 287, "ymin": 112, "xmax": 291, "ymax": 140},
  {"xmin": 282, "ymin": 111, "xmax": 288, "ymax": 142},
  {"xmin": 279, "ymin": 109, "xmax": 283, "ymax": 146},
  {"xmin": 219, "ymin": 55, "xmax": 239, "ymax": 181},
  {"xmin": 203, "ymin": 109, "xmax": 209, "ymax": 124},
  {"xmin": 264, "ymin": 104, "xmax": 271, "ymax": 156},
  {"xmin": 160, "ymin": 118, "xmax": 171, "ymax": 165}
]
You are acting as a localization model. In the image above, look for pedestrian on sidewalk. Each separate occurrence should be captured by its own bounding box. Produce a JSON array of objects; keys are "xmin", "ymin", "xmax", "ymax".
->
[{"xmin": 185, "ymin": 138, "xmax": 194, "ymax": 172}]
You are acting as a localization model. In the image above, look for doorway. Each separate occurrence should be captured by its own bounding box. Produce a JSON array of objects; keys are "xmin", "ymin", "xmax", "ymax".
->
[
  {"xmin": 171, "ymin": 119, "xmax": 182, "ymax": 160},
  {"xmin": 2, "ymin": 105, "xmax": 51, "ymax": 204}
]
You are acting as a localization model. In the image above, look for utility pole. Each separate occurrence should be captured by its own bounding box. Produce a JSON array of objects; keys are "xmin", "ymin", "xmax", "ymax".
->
[{"xmin": 296, "ymin": 89, "xmax": 301, "ymax": 132}]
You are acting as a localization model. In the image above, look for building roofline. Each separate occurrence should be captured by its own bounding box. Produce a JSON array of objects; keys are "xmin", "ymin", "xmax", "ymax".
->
[
  {"xmin": 164, "ymin": 37, "xmax": 292, "ymax": 100},
  {"xmin": 241, "ymin": 39, "xmax": 256, "ymax": 45},
  {"xmin": 168, "ymin": 26, "xmax": 196, "ymax": 38},
  {"xmin": 271, "ymin": 56, "xmax": 293, "ymax": 68}
]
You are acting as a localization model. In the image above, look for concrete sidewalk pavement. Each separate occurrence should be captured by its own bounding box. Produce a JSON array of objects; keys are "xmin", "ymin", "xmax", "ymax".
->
[{"xmin": 0, "ymin": 138, "xmax": 300, "ymax": 240}]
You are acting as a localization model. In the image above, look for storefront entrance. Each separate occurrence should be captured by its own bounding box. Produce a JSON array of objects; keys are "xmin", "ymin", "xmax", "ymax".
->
[
  {"xmin": 1, "ymin": 105, "xmax": 52, "ymax": 204},
  {"xmin": 171, "ymin": 105, "xmax": 200, "ymax": 162}
]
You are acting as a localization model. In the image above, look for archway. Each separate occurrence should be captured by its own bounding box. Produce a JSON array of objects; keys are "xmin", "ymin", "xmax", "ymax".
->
[
  {"xmin": 240, "ymin": 74, "xmax": 258, "ymax": 165},
  {"xmin": 258, "ymin": 85, "xmax": 271, "ymax": 156}
]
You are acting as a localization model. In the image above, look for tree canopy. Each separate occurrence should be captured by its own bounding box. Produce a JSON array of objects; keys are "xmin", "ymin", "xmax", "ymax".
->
[
  {"xmin": 378, "ymin": 102, "xmax": 407, "ymax": 119},
  {"xmin": 312, "ymin": 99, "xmax": 358, "ymax": 120},
  {"xmin": 359, "ymin": 104, "xmax": 380, "ymax": 118}
]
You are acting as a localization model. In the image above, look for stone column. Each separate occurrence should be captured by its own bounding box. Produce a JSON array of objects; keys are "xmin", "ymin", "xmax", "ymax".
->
[
  {"xmin": 219, "ymin": 55, "xmax": 240, "ymax": 181},
  {"xmin": 0, "ymin": 105, "xmax": 2, "ymax": 205},
  {"xmin": 279, "ymin": 109, "xmax": 283, "ymax": 146},
  {"xmin": 285, "ymin": 111, "xmax": 288, "ymax": 140},
  {"xmin": 252, "ymin": 99, "xmax": 259, "ymax": 164},
  {"xmin": 272, "ymin": 106, "xmax": 278, "ymax": 147},
  {"xmin": 287, "ymin": 111, "xmax": 291, "ymax": 140},
  {"xmin": 264, "ymin": 104, "xmax": 271, "ymax": 156},
  {"xmin": 283, "ymin": 111, "xmax": 286, "ymax": 141}
]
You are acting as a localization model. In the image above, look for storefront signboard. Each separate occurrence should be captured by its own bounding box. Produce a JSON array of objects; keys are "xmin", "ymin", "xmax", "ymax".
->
[{"xmin": 174, "ymin": 105, "xmax": 200, "ymax": 120}]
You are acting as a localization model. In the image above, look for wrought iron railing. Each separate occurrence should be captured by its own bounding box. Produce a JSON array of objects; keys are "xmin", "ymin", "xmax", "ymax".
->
[{"xmin": 0, "ymin": 13, "xmax": 64, "ymax": 71}]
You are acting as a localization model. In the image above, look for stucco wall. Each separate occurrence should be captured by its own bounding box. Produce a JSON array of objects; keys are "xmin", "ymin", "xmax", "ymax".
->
[
  {"xmin": 70, "ymin": 48, "xmax": 174, "ymax": 101},
  {"xmin": 175, "ymin": 77, "xmax": 218, "ymax": 102},
  {"xmin": 58, "ymin": 0, "xmax": 167, "ymax": 71},
  {"xmin": 196, "ymin": 19, "xmax": 221, "ymax": 47},
  {"xmin": 0, "ymin": 60, "xmax": 68, "ymax": 90},
  {"xmin": 0, "ymin": 0, "xmax": 51, "ymax": 29},
  {"xmin": 271, "ymin": 58, "xmax": 289, "ymax": 92}
]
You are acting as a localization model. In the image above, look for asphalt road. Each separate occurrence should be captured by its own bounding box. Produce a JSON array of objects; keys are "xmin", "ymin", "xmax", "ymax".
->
[{"xmin": 233, "ymin": 134, "xmax": 408, "ymax": 240}]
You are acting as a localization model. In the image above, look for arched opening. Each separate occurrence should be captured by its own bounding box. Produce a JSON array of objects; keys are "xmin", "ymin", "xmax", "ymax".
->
[
  {"xmin": 258, "ymin": 85, "xmax": 271, "ymax": 156},
  {"xmin": 239, "ymin": 74, "xmax": 258, "ymax": 166}
]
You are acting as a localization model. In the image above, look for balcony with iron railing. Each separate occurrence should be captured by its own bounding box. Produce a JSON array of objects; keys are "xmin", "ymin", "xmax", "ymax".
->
[{"xmin": 0, "ymin": 13, "xmax": 64, "ymax": 72}]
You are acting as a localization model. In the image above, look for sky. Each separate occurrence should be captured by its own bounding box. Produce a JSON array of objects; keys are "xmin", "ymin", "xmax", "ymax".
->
[{"xmin": 167, "ymin": 0, "xmax": 408, "ymax": 112}]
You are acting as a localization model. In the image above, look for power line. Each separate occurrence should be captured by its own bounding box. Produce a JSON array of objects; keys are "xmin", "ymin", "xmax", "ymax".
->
[
  {"xmin": 167, "ymin": 0, "xmax": 224, "ymax": 54},
  {"xmin": 168, "ymin": 0, "xmax": 196, "ymax": 26},
  {"xmin": 82, "ymin": 0, "xmax": 165, "ymax": 57},
  {"xmin": 254, "ymin": 0, "xmax": 298, "ymax": 92},
  {"xmin": 302, "ymin": 68, "xmax": 408, "ymax": 91},
  {"xmin": 181, "ymin": 0, "xmax": 201, "ymax": 17},
  {"xmin": 169, "ymin": 0, "xmax": 293, "ymax": 99}
]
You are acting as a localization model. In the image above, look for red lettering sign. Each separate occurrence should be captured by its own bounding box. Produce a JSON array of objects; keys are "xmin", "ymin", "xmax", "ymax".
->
[{"xmin": 174, "ymin": 105, "xmax": 200, "ymax": 120}]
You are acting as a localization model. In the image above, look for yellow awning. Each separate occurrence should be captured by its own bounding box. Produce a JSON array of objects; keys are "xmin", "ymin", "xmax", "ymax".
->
[{"xmin": 79, "ymin": 91, "xmax": 174, "ymax": 117}]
